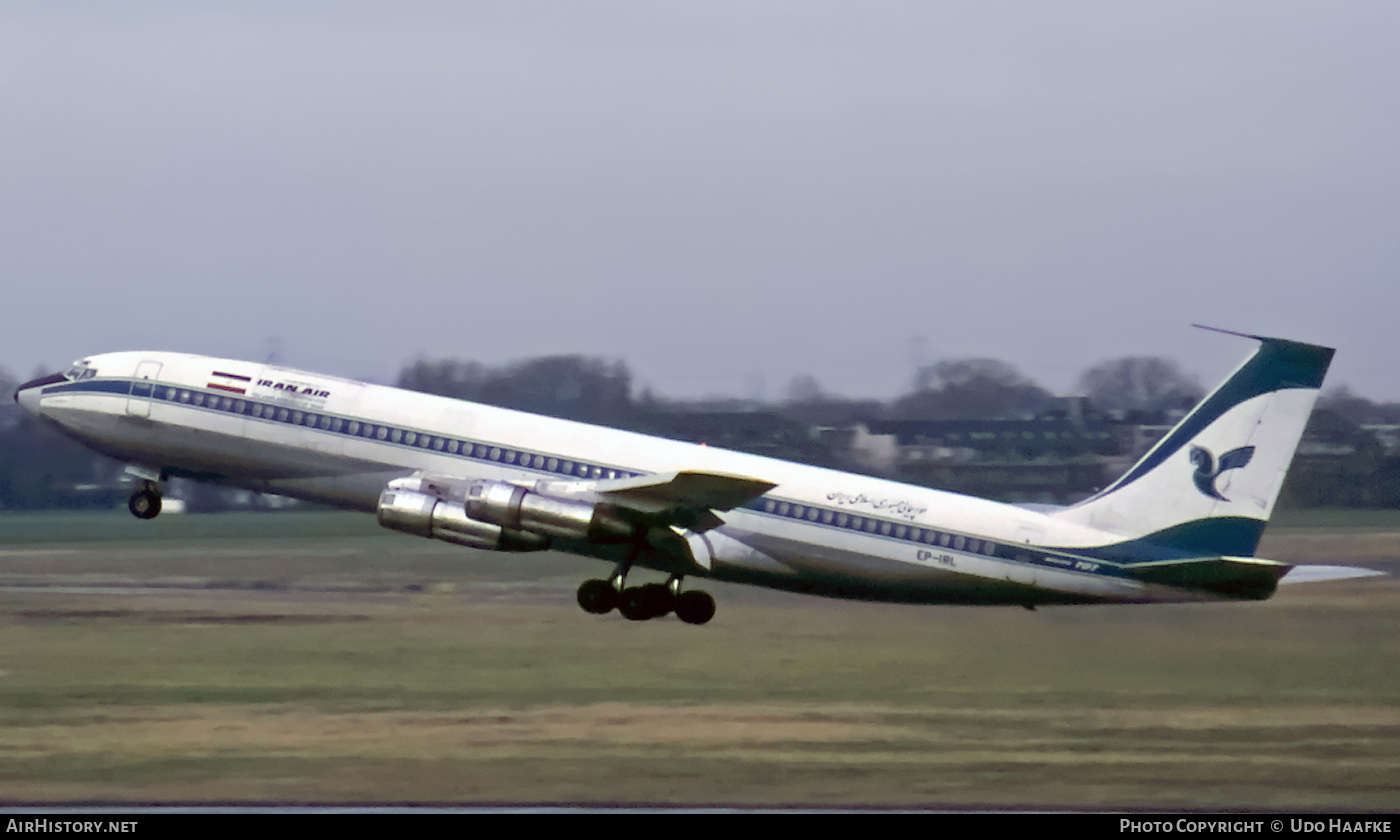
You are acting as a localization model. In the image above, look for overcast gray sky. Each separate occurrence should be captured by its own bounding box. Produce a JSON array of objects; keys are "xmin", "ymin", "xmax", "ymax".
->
[{"xmin": 3, "ymin": 2, "xmax": 1397, "ymax": 401}]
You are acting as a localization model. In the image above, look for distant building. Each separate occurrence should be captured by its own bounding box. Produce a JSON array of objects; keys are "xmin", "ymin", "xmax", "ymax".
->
[
  {"xmin": 820, "ymin": 400, "xmax": 1187, "ymax": 504},
  {"xmin": 1362, "ymin": 425, "xmax": 1400, "ymax": 456},
  {"xmin": 628, "ymin": 409, "xmax": 837, "ymax": 465}
]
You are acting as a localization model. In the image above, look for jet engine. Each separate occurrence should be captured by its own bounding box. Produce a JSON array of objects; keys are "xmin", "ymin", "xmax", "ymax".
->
[
  {"xmin": 377, "ymin": 478, "xmax": 547, "ymax": 552},
  {"xmin": 465, "ymin": 480, "xmax": 635, "ymax": 542}
]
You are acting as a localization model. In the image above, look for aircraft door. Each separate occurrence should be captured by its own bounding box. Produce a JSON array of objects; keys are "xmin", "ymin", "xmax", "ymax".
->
[{"xmin": 127, "ymin": 361, "xmax": 162, "ymax": 417}]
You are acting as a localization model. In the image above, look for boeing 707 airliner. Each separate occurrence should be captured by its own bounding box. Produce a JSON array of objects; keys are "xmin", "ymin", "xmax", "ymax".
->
[{"xmin": 11, "ymin": 330, "xmax": 1371, "ymax": 624}]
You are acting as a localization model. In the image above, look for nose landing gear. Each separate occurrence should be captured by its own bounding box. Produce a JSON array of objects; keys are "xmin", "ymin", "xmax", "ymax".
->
[
  {"xmin": 128, "ymin": 482, "xmax": 163, "ymax": 520},
  {"xmin": 123, "ymin": 466, "xmax": 166, "ymax": 520}
]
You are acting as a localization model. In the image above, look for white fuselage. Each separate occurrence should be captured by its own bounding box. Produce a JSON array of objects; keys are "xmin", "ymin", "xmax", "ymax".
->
[{"xmin": 19, "ymin": 351, "xmax": 1232, "ymax": 606}]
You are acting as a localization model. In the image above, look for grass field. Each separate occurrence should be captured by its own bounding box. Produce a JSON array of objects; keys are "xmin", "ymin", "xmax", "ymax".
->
[{"xmin": 0, "ymin": 509, "xmax": 1398, "ymax": 808}]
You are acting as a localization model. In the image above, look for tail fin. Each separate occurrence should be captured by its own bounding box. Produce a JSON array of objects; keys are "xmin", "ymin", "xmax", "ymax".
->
[{"xmin": 1052, "ymin": 331, "xmax": 1333, "ymax": 558}]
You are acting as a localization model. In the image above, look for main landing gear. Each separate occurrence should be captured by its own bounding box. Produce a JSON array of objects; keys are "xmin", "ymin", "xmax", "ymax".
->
[
  {"xmin": 127, "ymin": 482, "xmax": 162, "ymax": 520},
  {"xmin": 577, "ymin": 574, "xmax": 717, "ymax": 625}
]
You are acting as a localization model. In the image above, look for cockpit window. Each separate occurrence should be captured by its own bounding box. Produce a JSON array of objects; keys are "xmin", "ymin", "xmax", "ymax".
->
[{"xmin": 64, "ymin": 362, "xmax": 97, "ymax": 381}]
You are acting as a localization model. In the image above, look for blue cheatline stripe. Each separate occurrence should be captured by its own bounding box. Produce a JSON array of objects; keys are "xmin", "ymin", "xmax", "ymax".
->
[
  {"xmin": 1074, "ymin": 337, "xmax": 1333, "ymax": 503},
  {"xmin": 43, "ymin": 377, "xmax": 643, "ymax": 483},
  {"xmin": 739, "ymin": 496, "xmax": 1135, "ymax": 580},
  {"xmin": 42, "ymin": 379, "xmax": 133, "ymax": 397},
  {"xmin": 1067, "ymin": 517, "xmax": 1268, "ymax": 562}
]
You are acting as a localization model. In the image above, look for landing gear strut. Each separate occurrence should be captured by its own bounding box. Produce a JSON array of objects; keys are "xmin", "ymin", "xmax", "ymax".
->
[{"xmin": 128, "ymin": 482, "xmax": 162, "ymax": 520}]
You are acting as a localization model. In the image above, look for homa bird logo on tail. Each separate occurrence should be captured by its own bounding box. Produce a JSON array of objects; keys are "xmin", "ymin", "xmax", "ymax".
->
[{"xmin": 1189, "ymin": 445, "xmax": 1255, "ymax": 501}]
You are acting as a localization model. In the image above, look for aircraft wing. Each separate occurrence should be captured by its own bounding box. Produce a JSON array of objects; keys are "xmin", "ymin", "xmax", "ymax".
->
[
  {"xmin": 592, "ymin": 470, "xmax": 777, "ymax": 515},
  {"xmin": 404, "ymin": 468, "xmax": 775, "ymax": 536}
]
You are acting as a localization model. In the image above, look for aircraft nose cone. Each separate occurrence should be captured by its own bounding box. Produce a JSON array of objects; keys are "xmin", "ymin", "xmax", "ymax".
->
[
  {"xmin": 14, "ymin": 384, "xmax": 37, "ymax": 414},
  {"xmin": 13, "ymin": 372, "xmax": 65, "ymax": 415}
]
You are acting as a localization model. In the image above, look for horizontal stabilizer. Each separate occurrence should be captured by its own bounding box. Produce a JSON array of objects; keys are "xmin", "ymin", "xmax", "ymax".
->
[
  {"xmin": 595, "ymin": 470, "xmax": 776, "ymax": 516},
  {"xmin": 1130, "ymin": 555, "xmax": 1291, "ymax": 600},
  {"xmin": 1278, "ymin": 565, "xmax": 1387, "ymax": 585}
]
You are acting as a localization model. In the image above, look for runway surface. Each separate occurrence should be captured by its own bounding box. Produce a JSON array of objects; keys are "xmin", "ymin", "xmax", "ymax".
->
[{"xmin": 0, "ymin": 510, "xmax": 1396, "ymax": 809}]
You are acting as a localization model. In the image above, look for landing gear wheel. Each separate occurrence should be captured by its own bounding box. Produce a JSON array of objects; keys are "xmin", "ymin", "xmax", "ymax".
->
[
  {"xmin": 645, "ymin": 583, "xmax": 675, "ymax": 618},
  {"xmin": 675, "ymin": 590, "xmax": 716, "ymax": 625},
  {"xmin": 618, "ymin": 588, "xmax": 649, "ymax": 621},
  {"xmin": 128, "ymin": 488, "xmax": 162, "ymax": 520},
  {"xmin": 577, "ymin": 579, "xmax": 618, "ymax": 614},
  {"xmin": 619, "ymin": 584, "xmax": 674, "ymax": 621}
]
